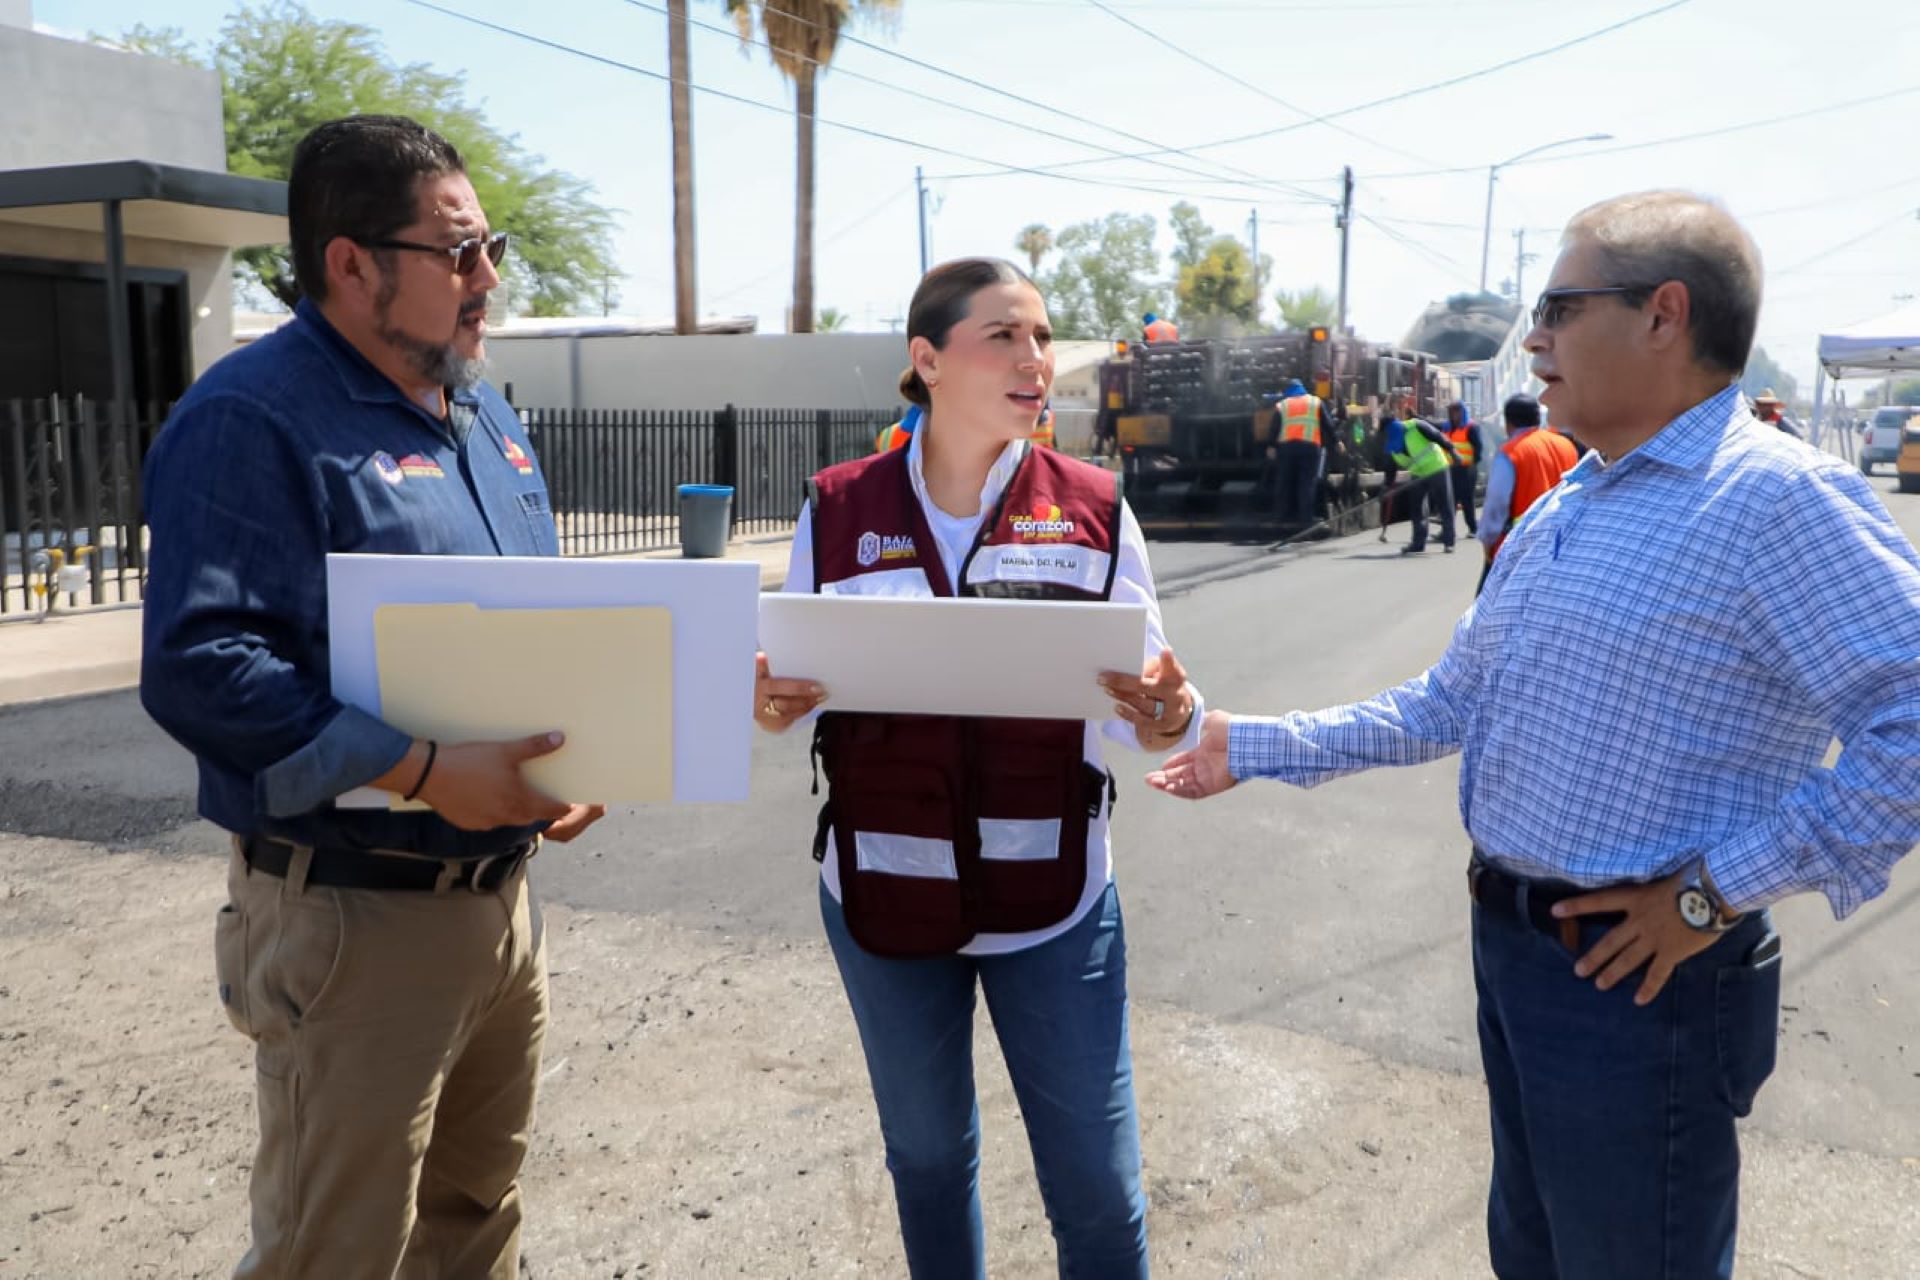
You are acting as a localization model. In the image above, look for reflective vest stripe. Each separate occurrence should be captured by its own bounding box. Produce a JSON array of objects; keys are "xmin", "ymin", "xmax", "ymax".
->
[
  {"xmin": 1392, "ymin": 425, "xmax": 1448, "ymax": 478},
  {"xmin": 1447, "ymin": 426, "xmax": 1476, "ymax": 467},
  {"xmin": 1279, "ymin": 395, "xmax": 1321, "ymax": 445}
]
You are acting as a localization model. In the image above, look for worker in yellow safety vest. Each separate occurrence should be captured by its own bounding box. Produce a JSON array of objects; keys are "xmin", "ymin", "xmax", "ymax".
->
[
  {"xmin": 1268, "ymin": 377, "xmax": 1335, "ymax": 530},
  {"xmin": 1389, "ymin": 409, "xmax": 1463, "ymax": 554}
]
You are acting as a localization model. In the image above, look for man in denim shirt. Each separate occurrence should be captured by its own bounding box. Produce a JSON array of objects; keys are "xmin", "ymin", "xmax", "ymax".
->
[{"xmin": 141, "ymin": 115, "xmax": 603, "ymax": 1279}]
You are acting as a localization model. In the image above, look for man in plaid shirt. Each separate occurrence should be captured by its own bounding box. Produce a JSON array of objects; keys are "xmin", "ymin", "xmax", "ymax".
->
[{"xmin": 1148, "ymin": 190, "xmax": 1920, "ymax": 1279}]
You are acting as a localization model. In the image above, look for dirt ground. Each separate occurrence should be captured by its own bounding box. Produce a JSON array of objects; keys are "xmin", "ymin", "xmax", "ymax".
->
[{"xmin": 2, "ymin": 829, "xmax": 1916, "ymax": 1279}]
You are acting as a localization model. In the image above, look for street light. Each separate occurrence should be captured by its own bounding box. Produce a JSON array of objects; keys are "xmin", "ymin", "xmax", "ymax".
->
[{"xmin": 1480, "ymin": 133, "xmax": 1613, "ymax": 293}]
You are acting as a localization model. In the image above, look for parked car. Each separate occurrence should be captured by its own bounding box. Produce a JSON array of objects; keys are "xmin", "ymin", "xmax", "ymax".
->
[
  {"xmin": 1897, "ymin": 414, "xmax": 1920, "ymax": 493},
  {"xmin": 1861, "ymin": 405, "xmax": 1911, "ymax": 474}
]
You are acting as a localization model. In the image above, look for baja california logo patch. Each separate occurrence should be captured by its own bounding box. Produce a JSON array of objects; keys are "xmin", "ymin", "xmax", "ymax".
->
[{"xmin": 856, "ymin": 531, "xmax": 882, "ymax": 567}]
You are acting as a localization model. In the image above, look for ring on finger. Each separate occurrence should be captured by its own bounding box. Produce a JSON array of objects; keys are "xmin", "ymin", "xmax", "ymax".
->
[{"xmin": 1152, "ymin": 697, "xmax": 1166, "ymax": 720}]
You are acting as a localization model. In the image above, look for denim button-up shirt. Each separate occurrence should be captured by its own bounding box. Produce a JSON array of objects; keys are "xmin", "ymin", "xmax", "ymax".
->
[{"xmin": 141, "ymin": 299, "xmax": 559, "ymax": 856}]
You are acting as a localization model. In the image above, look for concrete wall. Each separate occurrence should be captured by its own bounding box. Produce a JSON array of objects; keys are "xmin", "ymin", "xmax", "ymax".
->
[
  {"xmin": 485, "ymin": 334, "xmax": 1119, "ymax": 424},
  {"xmin": 487, "ymin": 333, "xmax": 914, "ymax": 413},
  {"xmin": 0, "ymin": 1, "xmax": 33, "ymax": 32},
  {"xmin": 0, "ymin": 25, "xmax": 225, "ymax": 171},
  {"xmin": 0, "ymin": 221, "xmax": 232, "ymax": 380}
]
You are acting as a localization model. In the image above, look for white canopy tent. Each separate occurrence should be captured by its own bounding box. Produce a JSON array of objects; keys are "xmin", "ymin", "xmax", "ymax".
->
[{"xmin": 1810, "ymin": 302, "xmax": 1920, "ymax": 449}]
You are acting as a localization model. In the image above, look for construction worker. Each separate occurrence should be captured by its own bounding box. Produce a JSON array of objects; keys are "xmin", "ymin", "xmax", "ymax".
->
[
  {"xmin": 1389, "ymin": 406, "xmax": 1462, "ymax": 553},
  {"xmin": 1269, "ymin": 377, "xmax": 1335, "ymax": 531},
  {"xmin": 1444, "ymin": 401, "xmax": 1484, "ymax": 535},
  {"xmin": 874, "ymin": 402, "xmax": 924, "ymax": 453},
  {"xmin": 1142, "ymin": 312, "xmax": 1179, "ymax": 344},
  {"xmin": 1474, "ymin": 392, "xmax": 1579, "ymax": 594},
  {"xmin": 1032, "ymin": 403, "xmax": 1056, "ymax": 450},
  {"xmin": 1752, "ymin": 388, "xmax": 1800, "ymax": 437}
]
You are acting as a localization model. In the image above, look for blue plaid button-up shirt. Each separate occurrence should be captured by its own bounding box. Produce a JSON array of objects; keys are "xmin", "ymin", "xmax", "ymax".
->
[{"xmin": 1227, "ymin": 384, "xmax": 1920, "ymax": 917}]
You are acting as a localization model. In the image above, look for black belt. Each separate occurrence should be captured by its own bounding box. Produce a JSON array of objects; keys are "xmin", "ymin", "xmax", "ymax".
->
[
  {"xmin": 241, "ymin": 835, "xmax": 536, "ymax": 893},
  {"xmin": 1467, "ymin": 853, "xmax": 1623, "ymax": 951}
]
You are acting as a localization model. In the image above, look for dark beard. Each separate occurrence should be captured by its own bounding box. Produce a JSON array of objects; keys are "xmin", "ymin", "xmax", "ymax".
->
[{"xmin": 374, "ymin": 279, "xmax": 487, "ymax": 390}]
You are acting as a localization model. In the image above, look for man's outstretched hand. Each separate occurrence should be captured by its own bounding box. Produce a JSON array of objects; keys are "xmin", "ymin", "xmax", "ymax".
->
[{"xmin": 1145, "ymin": 709, "xmax": 1237, "ymax": 800}]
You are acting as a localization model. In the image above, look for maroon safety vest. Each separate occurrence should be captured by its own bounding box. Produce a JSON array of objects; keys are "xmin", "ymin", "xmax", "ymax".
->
[{"xmin": 807, "ymin": 444, "xmax": 1123, "ymax": 957}]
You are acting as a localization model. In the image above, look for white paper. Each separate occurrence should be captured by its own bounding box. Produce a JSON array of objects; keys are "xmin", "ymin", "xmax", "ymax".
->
[
  {"xmin": 328, "ymin": 554, "xmax": 759, "ymax": 804},
  {"xmin": 758, "ymin": 594, "xmax": 1148, "ymax": 720}
]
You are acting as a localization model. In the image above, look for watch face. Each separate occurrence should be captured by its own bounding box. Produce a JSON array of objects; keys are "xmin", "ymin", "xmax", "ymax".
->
[{"xmin": 1678, "ymin": 887, "xmax": 1715, "ymax": 929}]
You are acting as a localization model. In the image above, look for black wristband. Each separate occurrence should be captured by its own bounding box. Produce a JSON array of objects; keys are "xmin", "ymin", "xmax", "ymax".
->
[{"xmin": 402, "ymin": 740, "xmax": 438, "ymax": 801}]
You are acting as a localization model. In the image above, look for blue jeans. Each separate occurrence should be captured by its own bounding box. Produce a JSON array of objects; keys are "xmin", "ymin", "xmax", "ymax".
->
[
  {"xmin": 1473, "ymin": 901, "xmax": 1781, "ymax": 1279},
  {"xmin": 821, "ymin": 879, "xmax": 1148, "ymax": 1280}
]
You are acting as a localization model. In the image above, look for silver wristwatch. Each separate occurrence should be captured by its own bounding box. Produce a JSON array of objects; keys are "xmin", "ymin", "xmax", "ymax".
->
[{"xmin": 1676, "ymin": 861, "xmax": 1741, "ymax": 933}]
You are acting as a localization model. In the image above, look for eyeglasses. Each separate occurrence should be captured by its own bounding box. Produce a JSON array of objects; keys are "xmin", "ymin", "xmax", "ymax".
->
[
  {"xmin": 359, "ymin": 231, "xmax": 509, "ymax": 277},
  {"xmin": 1530, "ymin": 283, "xmax": 1659, "ymax": 331}
]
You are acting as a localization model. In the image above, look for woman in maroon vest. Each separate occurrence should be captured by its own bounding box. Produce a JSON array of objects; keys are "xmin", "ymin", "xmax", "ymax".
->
[{"xmin": 754, "ymin": 258, "xmax": 1202, "ymax": 1278}]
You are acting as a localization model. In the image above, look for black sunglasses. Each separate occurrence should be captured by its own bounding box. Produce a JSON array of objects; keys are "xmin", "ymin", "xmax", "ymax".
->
[
  {"xmin": 359, "ymin": 230, "xmax": 509, "ymax": 276},
  {"xmin": 1530, "ymin": 282, "xmax": 1660, "ymax": 331}
]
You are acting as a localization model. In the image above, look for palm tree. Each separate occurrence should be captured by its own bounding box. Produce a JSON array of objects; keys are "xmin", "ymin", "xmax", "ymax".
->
[
  {"xmin": 726, "ymin": 0, "xmax": 901, "ymax": 333},
  {"xmin": 816, "ymin": 306, "xmax": 849, "ymax": 332},
  {"xmin": 668, "ymin": 0, "xmax": 697, "ymax": 334},
  {"xmin": 1015, "ymin": 223, "xmax": 1053, "ymax": 275}
]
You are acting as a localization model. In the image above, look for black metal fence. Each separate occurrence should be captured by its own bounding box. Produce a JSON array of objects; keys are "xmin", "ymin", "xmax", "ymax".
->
[
  {"xmin": 2, "ymin": 398, "xmax": 891, "ymax": 615},
  {"xmin": 2, "ymin": 398, "xmax": 157, "ymax": 615},
  {"xmin": 520, "ymin": 406, "xmax": 885, "ymax": 555}
]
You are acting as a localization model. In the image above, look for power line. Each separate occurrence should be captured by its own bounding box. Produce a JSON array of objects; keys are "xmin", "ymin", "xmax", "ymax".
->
[
  {"xmin": 399, "ymin": 1, "xmax": 1326, "ymax": 206},
  {"xmin": 1081, "ymin": 0, "xmax": 1445, "ymax": 169},
  {"xmin": 1361, "ymin": 83, "xmax": 1920, "ymax": 182},
  {"xmin": 708, "ymin": 185, "xmax": 915, "ymax": 302},
  {"xmin": 989, "ymin": 0, "xmax": 1691, "ymax": 177},
  {"xmin": 621, "ymin": 0, "xmax": 1335, "ymax": 204},
  {"xmin": 1776, "ymin": 208, "xmax": 1920, "ymax": 276},
  {"xmin": 678, "ymin": 0, "xmax": 1338, "ymax": 205}
]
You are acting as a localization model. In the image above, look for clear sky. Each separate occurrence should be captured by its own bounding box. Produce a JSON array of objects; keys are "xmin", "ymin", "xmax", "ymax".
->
[{"xmin": 38, "ymin": 0, "xmax": 1920, "ymax": 395}]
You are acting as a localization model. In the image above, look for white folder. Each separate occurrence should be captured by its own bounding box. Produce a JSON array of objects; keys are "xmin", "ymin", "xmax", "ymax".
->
[{"xmin": 758, "ymin": 594, "xmax": 1148, "ymax": 721}]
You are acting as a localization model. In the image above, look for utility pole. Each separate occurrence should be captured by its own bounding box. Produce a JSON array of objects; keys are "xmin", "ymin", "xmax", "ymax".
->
[
  {"xmin": 1335, "ymin": 166, "xmax": 1353, "ymax": 334},
  {"xmin": 1513, "ymin": 228, "xmax": 1527, "ymax": 305},
  {"xmin": 1248, "ymin": 207, "xmax": 1261, "ymax": 326},
  {"xmin": 915, "ymin": 165, "xmax": 930, "ymax": 276},
  {"xmin": 667, "ymin": 0, "xmax": 697, "ymax": 334}
]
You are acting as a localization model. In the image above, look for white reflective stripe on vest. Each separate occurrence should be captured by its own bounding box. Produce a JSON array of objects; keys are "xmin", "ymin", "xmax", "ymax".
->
[
  {"xmin": 963, "ymin": 543, "xmax": 1113, "ymax": 596},
  {"xmin": 819, "ymin": 567, "xmax": 934, "ymax": 598},
  {"xmin": 980, "ymin": 817, "xmax": 1062, "ymax": 862},
  {"xmin": 854, "ymin": 831, "xmax": 957, "ymax": 879}
]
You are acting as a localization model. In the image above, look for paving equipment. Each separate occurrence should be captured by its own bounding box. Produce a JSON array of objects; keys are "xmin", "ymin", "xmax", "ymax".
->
[{"xmin": 1092, "ymin": 327, "xmax": 1455, "ymax": 537}]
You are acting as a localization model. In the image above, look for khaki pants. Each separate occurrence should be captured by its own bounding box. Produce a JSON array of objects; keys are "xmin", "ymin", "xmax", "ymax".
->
[{"xmin": 214, "ymin": 842, "xmax": 548, "ymax": 1279}]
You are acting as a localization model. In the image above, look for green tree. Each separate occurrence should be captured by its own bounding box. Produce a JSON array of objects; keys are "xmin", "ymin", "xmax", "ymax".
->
[
  {"xmin": 815, "ymin": 306, "xmax": 849, "ymax": 332},
  {"xmin": 726, "ymin": 0, "xmax": 901, "ymax": 333},
  {"xmin": 1739, "ymin": 345, "xmax": 1799, "ymax": 403},
  {"xmin": 101, "ymin": 3, "xmax": 616, "ymax": 315},
  {"xmin": 1041, "ymin": 213, "xmax": 1166, "ymax": 340},
  {"xmin": 1275, "ymin": 285, "xmax": 1336, "ymax": 332},
  {"xmin": 1014, "ymin": 223, "xmax": 1053, "ymax": 275},
  {"xmin": 1168, "ymin": 201, "xmax": 1213, "ymax": 273},
  {"xmin": 1891, "ymin": 377, "xmax": 1920, "ymax": 405},
  {"xmin": 1177, "ymin": 236, "xmax": 1260, "ymax": 339}
]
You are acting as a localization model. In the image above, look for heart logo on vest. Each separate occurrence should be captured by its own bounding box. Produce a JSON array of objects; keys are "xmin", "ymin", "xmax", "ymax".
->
[
  {"xmin": 1009, "ymin": 503, "xmax": 1075, "ymax": 541},
  {"xmin": 856, "ymin": 531, "xmax": 882, "ymax": 567}
]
